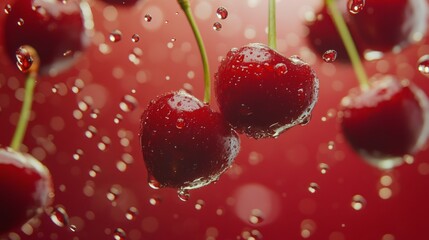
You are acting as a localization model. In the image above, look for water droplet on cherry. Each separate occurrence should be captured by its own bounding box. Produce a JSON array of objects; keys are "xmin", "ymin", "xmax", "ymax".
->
[
  {"xmin": 216, "ymin": 6, "xmax": 228, "ymax": 20},
  {"xmin": 148, "ymin": 176, "xmax": 161, "ymax": 189},
  {"xmin": 119, "ymin": 94, "xmax": 138, "ymax": 112},
  {"xmin": 194, "ymin": 199, "xmax": 205, "ymax": 210},
  {"xmin": 17, "ymin": 18, "xmax": 24, "ymax": 26},
  {"xmin": 322, "ymin": 49, "xmax": 337, "ymax": 62},
  {"xmin": 144, "ymin": 14, "xmax": 152, "ymax": 22},
  {"xmin": 348, "ymin": 0, "xmax": 365, "ymax": 14},
  {"xmin": 248, "ymin": 209, "xmax": 264, "ymax": 224},
  {"xmin": 131, "ymin": 34, "xmax": 140, "ymax": 43},
  {"xmin": 149, "ymin": 196, "xmax": 162, "ymax": 206},
  {"xmin": 176, "ymin": 118, "xmax": 185, "ymax": 129},
  {"xmin": 4, "ymin": 4, "xmax": 12, "ymax": 14},
  {"xmin": 50, "ymin": 206, "xmax": 69, "ymax": 227},
  {"xmin": 113, "ymin": 228, "xmax": 126, "ymax": 240},
  {"xmin": 318, "ymin": 163, "xmax": 329, "ymax": 174},
  {"xmin": 417, "ymin": 55, "xmax": 429, "ymax": 76},
  {"xmin": 125, "ymin": 207, "xmax": 138, "ymax": 220},
  {"xmin": 274, "ymin": 63, "xmax": 288, "ymax": 76},
  {"xmin": 177, "ymin": 188, "xmax": 190, "ymax": 201},
  {"xmin": 308, "ymin": 182, "xmax": 320, "ymax": 193},
  {"xmin": 15, "ymin": 46, "xmax": 33, "ymax": 73},
  {"xmin": 351, "ymin": 194, "xmax": 366, "ymax": 210}
]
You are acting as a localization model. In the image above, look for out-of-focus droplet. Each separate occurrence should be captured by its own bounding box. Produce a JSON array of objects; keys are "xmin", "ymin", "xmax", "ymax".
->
[
  {"xmin": 213, "ymin": 22, "xmax": 222, "ymax": 31},
  {"xmin": 4, "ymin": 4, "xmax": 12, "ymax": 14},
  {"xmin": 177, "ymin": 188, "xmax": 190, "ymax": 201},
  {"xmin": 114, "ymin": 114, "xmax": 123, "ymax": 124},
  {"xmin": 89, "ymin": 165, "xmax": 101, "ymax": 178},
  {"xmin": 125, "ymin": 207, "xmax": 139, "ymax": 220},
  {"xmin": 274, "ymin": 63, "xmax": 288, "ymax": 76},
  {"xmin": 69, "ymin": 225, "xmax": 77, "ymax": 232},
  {"xmin": 322, "ymin": 50, "xmax": 337, "ymax": 63},
  {"xmin": 417, "ymin": 55, "xmax": 429, "ymax": 76},
  {"xmin": 348, "ymin": 0, "xmax": 365, "ymax": 14},
  {"xmin": 109, "ymin": 30, "xmax": 122, "ymax": 43},
  {"xmin": 131, "ymin": 34, "xmax": 140, "ymax": 43},
  {"xmin": 107, "ymin": 185, "xmax": 121, "ymax": 202},
  {"xmin": 50, "ymin": 206, "xmax": 69, "ymax": 227},
  {"xmin": 176, "ymin": 118, "xmax": 185, "ymax": 129},
  {"xmin": 351, "ymin": 194, "xmax": 366, "ymax": 210},
  {"xmin": 328, "ymin": 141, "xmax": 335, "ymax": 150},
  {"xmin": 216, "ymin": 6, "xmax": 228, "ymax": 20},
  {"xmin": 318, "ymin": 163, "xmax": 329, "ymax": 174},
  {"xmin": 195, "ymin": 199, "xmax": 205, "ymax": 210},
  {"xmin": 144, "ymin": 14, "xmax": 152, "ymax": 22},
  {"xmin": 248, "ymin": 209, "xmax": 264, "ymax": 224},
  {"xmin": 119, "ymin": 94, "xmax": 138, "ymax": 112},
  {"xmin": 63, "ymin": 50, "xmax": 73, "ymax": 57},
  {"xmin": 113, "ymin": 228, "xmax": 127, "ymax": 240},
  {"xmin": 15, "ymin": 46, "xmax": 33, "ymax": 73},
  {"xmin": 17, "ymin": 18, "xmax": 24, "ymax": 26},
  {"xmin": 308, "ymin": 182, "xmax": 320, "ymax": 193},
  {"xmin": 149, "ymin": 196, "xmax": 162, "ymax": 206}
]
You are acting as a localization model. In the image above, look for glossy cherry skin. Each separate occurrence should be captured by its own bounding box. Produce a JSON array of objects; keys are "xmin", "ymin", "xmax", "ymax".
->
[
  {"xmin": 0, "ymin": 148, "xmax": 54, "ymax": 235},
  {"xmin": 340, "ymin": 76, "xmax": 429, "ymax": 169},
  {"xmin": 4, "ymin": 0, "xmax": 93, "ymax": 76},
  {"xmin": 350, "ymin": 0, "xmax": 427, "ymax": 53},
  {"xmin": 215, "ymin": 43, "xmax": 319, "ymax": 139},
  {"xmin": 140, "ymin": 91, "xmax": 240, "ymax": 190}
]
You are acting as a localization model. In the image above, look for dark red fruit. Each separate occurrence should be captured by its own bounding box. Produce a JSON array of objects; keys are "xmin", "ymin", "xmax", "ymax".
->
[
  {"xmin": 0, "ymin": 148, "xmax": 54, "ymax": 235},
  {"xmin": 140, "ymin": 91, "xmax": 240, "ymax": 190},
  {"xmin": 4, "ymin": 0, "xmax": 93, "ymax": 76},
  {"xmin": 340, "ymin": 75, "xmax": 429, "ymax": 169},
  {"xmin": 100, "ymin": 0, "xmax": 140, "ymax": 6},
  {"xmin": 215, "ymin": 43, "xmax": 319, "ymax": 139},
  {"xmin": 350, "ymin": 0, "xmax": 427, "ymax": 53}
]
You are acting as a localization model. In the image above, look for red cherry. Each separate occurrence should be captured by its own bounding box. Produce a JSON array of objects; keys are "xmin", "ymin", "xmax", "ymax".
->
[
  {"xmin": 140, "ymin": 91, "xmax": 240, "ymax": 190},
  {"xmin": 340, "ymin": 75, "xmax": 429, "ymax": 169},
  {"xmin": 0, "ymin": 148, "xmax": 54, "ymax": 235},
  {"xmin": 4, "ymin": 0, "xmax": 93, "ymax": 76},
  {"xmin": 349, "ymin": 0, "xmax": 428, "ymax": 53},
  {"xmin": 215, "ymin": 43, "xmax": 319, "ymax": 139}
]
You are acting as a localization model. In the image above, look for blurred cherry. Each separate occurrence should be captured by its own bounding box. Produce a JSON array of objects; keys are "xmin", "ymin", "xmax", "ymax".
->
[
  {"xmin": 0, "ymin": 148, "xmax": 54, "ymax": 235},
  {"xmin": 215, "ymin": 43, "xmax": 319, "ymax": 139},
  {"xmin": 340, "ymin": 75, "xmax": 429, "ymax": 169},
  {"xmin": 140, "ymin": 91, "xmax": 240, "ymax": 190},
  {"xmin": 3, "ymin": 0, "xmax": 93, "ymax": 76}
]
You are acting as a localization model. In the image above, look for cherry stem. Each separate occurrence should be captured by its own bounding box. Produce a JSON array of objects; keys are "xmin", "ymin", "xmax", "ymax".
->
[
  {"xmin": 178, "ymin": 0, "xmax": 211, "ymax": 103},
  {"xmin": 325, "ymin": 0, "xmax": 370, "ymax": 90},
  {"xmin": 268, "ymin": 0, "xmax": 277, "ymax": 49},
  {"xmin": 10, "ymin": 72, "xmax": 36, "ymax": 151}
]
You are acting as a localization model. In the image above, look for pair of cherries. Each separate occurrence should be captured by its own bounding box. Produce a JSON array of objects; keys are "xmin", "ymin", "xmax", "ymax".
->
[
  {"xmin": 307, "ymin": 0, "xmax": 429, "ymax": 168},
  {"xmin": 1, "ymin": 0, "xmax": 93, "ymax": 236}
]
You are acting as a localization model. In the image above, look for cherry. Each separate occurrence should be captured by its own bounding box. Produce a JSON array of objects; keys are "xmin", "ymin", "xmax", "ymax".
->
[
  {"xmin": 349, "ymin": 0, "xmax": 427, "ymax": 53},
  {"xmin": 340, "ymin": 75, "xmax": 429, "ymax": 169},
  {"xmin": 0, "ymin": 148, "xmax": 54, "ymax": 235},
  {"xmin": 215, "ymin": 43, "xmax": 319, "ymax": 139},
  {"xmin": 4, "ymin": 0, "xmax": 93, "ymax": 76},
  {"xmin": 140, "ymin": 91, "xmax": 240, "ymax": 190}
]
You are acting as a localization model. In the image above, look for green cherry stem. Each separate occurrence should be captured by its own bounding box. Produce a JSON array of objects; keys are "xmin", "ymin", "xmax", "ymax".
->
[
  {"xmin": 10, "ymin": 46, "xmax": 39, "ymax": 151},
  {"xmin": 178, "ymin": 0, "xmax": 211, "ymax": 103},
  {"xmin": 268, "ymin": 0, "xmax": 277, "ymax": 49},
  {"xmin": 326, "ymin": 0, "xmax": 370, "ymax": 90}
]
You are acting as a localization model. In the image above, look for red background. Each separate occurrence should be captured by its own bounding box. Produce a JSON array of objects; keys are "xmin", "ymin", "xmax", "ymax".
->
[{"xmin": 1, "ymin": 0, "xmax": 429, "ymax": 239}]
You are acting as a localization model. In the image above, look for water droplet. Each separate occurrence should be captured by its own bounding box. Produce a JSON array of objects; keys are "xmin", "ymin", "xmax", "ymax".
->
[
  {"xmin": 69, "ymin": 225, "xmax": 77, "ymax": 232},
  {"xmin": 213, "ymin": 22, "xmax": 222, "ymax": 31},
  {"xmin": 17, "ymin": 18, "xmax": 24, "ymax": 26},
  {"xmin": 107, "ymin": 185, "xmax": 122, "ymax": 202},
  {"xmin": 144, "ymin": 14, "xmax": 152, "ymax": 22},
  {"xmin": 177, "ymin": 188, "xmax": 190, "ymax": 201},
  {"xmin": 274, "ymin": 63, "xmax": 288, "ymax": 76},
  {"xmin": 63, "ymin": 50, "xmax": 73, "ymax": 56},
  {"xmin": 216, "ymin": 6, "xmax": 228, "ymax": 20},
  {"xmin": 15, "ymin": 46, "xmax": 33, "ymax": 73},
  {"xmin": 85, "ymin": 125, "xmax": 97, "ymax": 139},
  {"xmin": 125, "ymin": 207, "xmax": 139, "ymax": 220},
  {"xmin": 348, "ymin": 0, "xmax": 365, "ymax": 14},
  {"xmin": 114, "ymin": 114, "xmax": 123, "ymax": 124},
  {"xmin": 318, "ymin": 163, "xmax": 329, "ymax": 174},
  {"xmin": 109, "ymin": 30, "xmax": 122, "ymax": 43},
  {"xmin": 148, "ymin": 176, "xmax": 161, "ymax": 189},
  {"xmin": 248, "ymin": 209, "xmax": 264, "ymax": 224},
  {"xmin": 119, "ymin": 94, "xmax": 138, "ymax": 112},
  {"xmin": 322, "ymin": 50, "xmax": 337, "ymax": 63},
  {"xmin": 300, "ymin": 115, "xmax": 312, "ymax": 126},
  {"xmin": 351, "ymin": 194, "xmax": 366, "ymax": 210},
  {"xmin": 131, "ymin": 34, "xmax": 140, "ymax": 43},
  {"xmin": 328, "ymin": 141, "xmax": 335, "ymax": 150},
  {"xmin": 50, "ymin": 206, "xmax": 69, "ymax": 227},
  {"xmin": 417, "ymin": 55, "xmax": 429, "ymax": 76},
  {"xmin": 308, "ymin": 182, "xmax": 320, "ymax": 193},
  {"xmin": 176, "ymin": 118, "xmax": 185, "ymax": 129},
  {"xmin": 113, "ymin": 228, "xmax": 126, "ymax": 240},
  {"xmin": 4, "ymin": 4, "xmax": 12, "ymax": 14},
  {"xmin": 195, "ymin": 199, "xmax": 205, "ymax": 210},
  {"xmin": 89, "ymin": 165, "xmax": 101, "ymax": 178},
  {"xmin": 149, "ymin": 196, "xmax": 162, "ymax": 206}
]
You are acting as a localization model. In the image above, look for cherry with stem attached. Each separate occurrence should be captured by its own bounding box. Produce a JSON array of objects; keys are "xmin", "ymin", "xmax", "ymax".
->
[
  {"xmin": 215, "ymin": 0, "xmax": 319, "ymax": 139},
  {"xmin": 326, "ymin": 0, "xmax": 429, "ymax": 169},
  {"xmin": 140, "ymin": 0, "xmax": 240, "ymax": 200}
]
